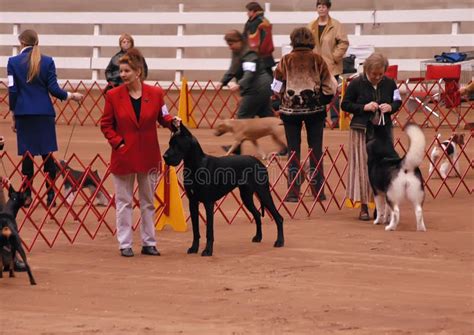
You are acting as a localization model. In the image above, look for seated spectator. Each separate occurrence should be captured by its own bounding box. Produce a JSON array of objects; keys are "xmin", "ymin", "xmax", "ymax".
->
[{"xmin": 104, "ymin": 33, "xmax": 148, "ymax": 93}]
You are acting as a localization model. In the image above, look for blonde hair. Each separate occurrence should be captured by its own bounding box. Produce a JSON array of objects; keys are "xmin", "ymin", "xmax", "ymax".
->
[
  {"xmin": 119, "ymin": 47, "xmax": 145, "ymax": 81},
  {"xmin": 119, "ymin": 33, "xmax": 135, "ymax": 48},
  {"xmin": 363, "ymin": 53, "xmax": 389, "ymax": 74},
  {"xmin": 19, "ymin": 29, "xmax": 41, "ymax": 83}
]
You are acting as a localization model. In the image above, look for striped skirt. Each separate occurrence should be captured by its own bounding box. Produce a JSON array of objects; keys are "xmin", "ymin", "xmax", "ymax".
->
[{"xmin": 346, "ymin": 128, "xmax": 372, "ymax": 204}]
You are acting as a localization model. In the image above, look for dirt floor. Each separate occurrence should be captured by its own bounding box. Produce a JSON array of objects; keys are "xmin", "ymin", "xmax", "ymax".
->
[{"xmin": 0, "ymin": 122, "xmax": 472, "ymax": 335}]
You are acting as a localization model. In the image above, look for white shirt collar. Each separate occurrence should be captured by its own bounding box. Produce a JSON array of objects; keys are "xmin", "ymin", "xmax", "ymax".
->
[{"xmin": 20, "ymin": 46, "xmax": 33, "ymax": 53}]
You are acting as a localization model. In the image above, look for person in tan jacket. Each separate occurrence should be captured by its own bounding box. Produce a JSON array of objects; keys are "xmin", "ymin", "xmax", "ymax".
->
[
  {"xmin": 308, "ymin": 0, "xmax": 349, "ymax": 77},
  {"xmin": 308, "ymin": 0, "xmax": 349, "ymax": 127}
]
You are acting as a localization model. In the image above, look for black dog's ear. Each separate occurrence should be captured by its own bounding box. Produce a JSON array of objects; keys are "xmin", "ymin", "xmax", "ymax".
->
[{"xmin": 179, "ymin": 124, "xmax": 192, "ymax": 136}]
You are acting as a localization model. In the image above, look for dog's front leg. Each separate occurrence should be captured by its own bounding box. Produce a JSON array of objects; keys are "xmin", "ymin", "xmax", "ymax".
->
[
  {"xmin": 385, "ymin": 204, "xmax": 400, "ymax": 231},
  {"xmin": 373, "ymin": 194, "xmax": 385, "ymax": 225},
  {"xmin": 251, "ymin": 140, "xmax": 266, "ymax": 160},
  {"xmin": 201, "ymin": 202, "xmax": 215, "ymax": 256},
  {"xmin": 8, "ymin": 253, "xmax": 14, "ymax": 278},
  {"xmin": 6, "ymin": 242, "xmax": 15, "ymax": 278},
  {"xmin": 187, "ymin": 199, "xmax": 200, "ymax": 254}
]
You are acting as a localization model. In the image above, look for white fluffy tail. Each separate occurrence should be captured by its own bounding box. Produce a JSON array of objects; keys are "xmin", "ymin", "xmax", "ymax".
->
[{"xmin": 402, "ymin": 124, "xmax": 426, "ymax": 171}]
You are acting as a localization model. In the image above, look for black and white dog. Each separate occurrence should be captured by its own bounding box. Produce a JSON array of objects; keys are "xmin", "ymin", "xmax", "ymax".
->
[
  {"xmin": 367, "ymin": 124, "xmax": 426, "ymax": 232},
  {"xmin": 0, "ymin": 185, "xmax": 36, "ymax": 285},
  {"xmin": 163, "ymin": 125, "xmax": 284, "ymax": 256},
  {"xmin": 428, "ymin": 133, "xmax": 465, "ymax": 179},
  {"xmin": 57, "ymin": 160, "xmax": 109, "ymax": 206}
]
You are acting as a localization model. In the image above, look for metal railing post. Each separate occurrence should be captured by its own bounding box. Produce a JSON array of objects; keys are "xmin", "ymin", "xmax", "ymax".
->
[
  {"xmin": 175, "ymin": 3, "xmax": 185, "ymax": 83},
  {"xmin": 92, "ymin": 24, "xmax": 102, "ymax": 81}
]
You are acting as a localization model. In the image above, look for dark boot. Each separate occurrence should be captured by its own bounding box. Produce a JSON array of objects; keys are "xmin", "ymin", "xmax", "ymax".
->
[{"xmin": 359, "ymin": 204, "xmax": 370, "ymax": 221}]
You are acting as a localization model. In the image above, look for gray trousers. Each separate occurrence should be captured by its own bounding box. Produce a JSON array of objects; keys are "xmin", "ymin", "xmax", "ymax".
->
[{"xmin": 112, "ymin": 172, "xmax": 157, "ymax": 249}]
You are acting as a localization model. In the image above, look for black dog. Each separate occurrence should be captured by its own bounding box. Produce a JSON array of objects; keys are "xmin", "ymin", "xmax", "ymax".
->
[
  {"xmin": 57, "ymin": 160, "xmax": 109, "ymax": 206},
  {"xmin": 163, "ymin": 125, "xmax": 284, "ymax": 256},
  {"xmin": 0, "ymin": 185, "xmax": 36, "ymax": 285}
]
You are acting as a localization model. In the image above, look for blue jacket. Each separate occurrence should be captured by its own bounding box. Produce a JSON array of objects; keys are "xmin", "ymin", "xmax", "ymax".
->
[{"xmin": 7, "ymin": 47, "xmax": 68, "ymax": 116}]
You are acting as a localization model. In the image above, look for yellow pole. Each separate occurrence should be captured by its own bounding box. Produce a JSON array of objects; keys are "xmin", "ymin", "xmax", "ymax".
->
[{"xmin": 339, "ymin": 76, "xmax": 351, "ymax": 131}]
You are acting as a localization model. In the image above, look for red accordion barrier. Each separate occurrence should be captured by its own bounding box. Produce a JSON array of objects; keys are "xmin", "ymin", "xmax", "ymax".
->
[
  {"xmin": 1, "ymin": 79, "xmax": 471, "ymax": 131},
  {"xmin": 0, "ymin": 132, "xmax": 471, "ymax": 251}
]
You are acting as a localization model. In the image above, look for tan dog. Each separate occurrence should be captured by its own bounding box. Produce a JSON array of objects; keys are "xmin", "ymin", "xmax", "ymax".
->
[{"xmin": 214, "ymin": 118, "xmax": 287, "ymax": 159}]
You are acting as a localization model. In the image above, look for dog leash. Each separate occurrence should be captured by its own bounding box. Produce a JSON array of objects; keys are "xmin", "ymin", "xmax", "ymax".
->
[
  {"xmin": 377, "ymin": 111, "xmax": 386, "ymax": 126},
  {"xmin": 63, "ymin": 101, "xmax": 81, "ymax": 160},
  {"xmin": 0, "ymin": 136, "xmax": 7, "ymax": 177}
]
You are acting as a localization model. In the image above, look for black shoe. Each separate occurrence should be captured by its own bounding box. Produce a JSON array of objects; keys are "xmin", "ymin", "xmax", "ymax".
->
[
  {"xmin": 46, "ymin": 193, "xmax": 56, "ymax": 207},
  {"xmin": 141, "ymin": 246, "xmax": 160, "ymax": 256},
  {"xmin": 120, "ymin": 248, "xmax": 134, "ymax": 257}
]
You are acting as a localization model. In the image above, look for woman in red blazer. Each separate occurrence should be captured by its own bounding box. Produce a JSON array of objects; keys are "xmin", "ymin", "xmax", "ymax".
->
[{"xmin": 100, "ymin": 48, "xmax": 180, "ymax": 257}]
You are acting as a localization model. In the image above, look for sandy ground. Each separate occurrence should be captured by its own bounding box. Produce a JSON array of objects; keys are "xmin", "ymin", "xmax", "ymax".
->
[{"xmin": 0, "ymin": 123, "xmax": 472, "ymax": 335}]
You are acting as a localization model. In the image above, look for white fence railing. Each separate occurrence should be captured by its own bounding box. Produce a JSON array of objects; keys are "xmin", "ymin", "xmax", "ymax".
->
[{"xmin": 0, "ymin": 6, "xmax": 472, "ymax": 83}]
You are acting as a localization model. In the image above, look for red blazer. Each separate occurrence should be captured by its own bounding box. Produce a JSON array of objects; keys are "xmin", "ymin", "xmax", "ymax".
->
[{"xmin": 100, "ymin": 83, "xmax": 173, "ymax": 175}]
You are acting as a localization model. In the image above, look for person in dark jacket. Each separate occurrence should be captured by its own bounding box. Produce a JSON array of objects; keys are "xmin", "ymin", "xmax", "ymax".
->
[
  {"xmin": 243, "ymin": 2, "xmax": 275, "ymax": 75},
  {"xmin": 273, "ymin": 27, "xmax": 337, "ymax": 202},
  {"xmin": 341, "ymin": 52, "xmax": 402, "ymax": 221},
  {"xmin": 217, "ymin": 29, "xmax": 274, "ymax": 154},
  {"xmin": 7, "ymin": 29, "xmax": 83, "ymax": 208},
  {"xmin": 104, "ymin": 33, "xmax": 148, "ymax": 93}
]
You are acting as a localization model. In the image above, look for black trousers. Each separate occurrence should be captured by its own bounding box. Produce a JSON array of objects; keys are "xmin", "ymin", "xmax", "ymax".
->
[
  {"xmin": 237, "ymin": 93, "xmax": 273, "ymax": 119},
  {"xmin": 21, "ymin": 153, "xmax": 57, "ymax": 196},
  {"xmin": 281, "ymin": 113, "xmax": 326, "ymax": 197}
]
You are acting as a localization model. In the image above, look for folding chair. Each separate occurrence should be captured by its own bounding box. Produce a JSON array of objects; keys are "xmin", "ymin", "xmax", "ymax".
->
[
  {"xmin": 405, "ymin": 64, "xmax": 461, "ymax": 123},
  {"xmin": 384, "ymin": 65, "xmax": 398, "ymax": 80}
]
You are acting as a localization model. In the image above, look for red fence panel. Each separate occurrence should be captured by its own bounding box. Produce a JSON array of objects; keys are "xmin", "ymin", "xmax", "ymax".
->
[
  {"xmin": 1, "ymin": 80, "xmax": 471, "ymax": 130},
  {"xmin": 1, "ymin": 131, "xmax": 470, "ymax": 251}
]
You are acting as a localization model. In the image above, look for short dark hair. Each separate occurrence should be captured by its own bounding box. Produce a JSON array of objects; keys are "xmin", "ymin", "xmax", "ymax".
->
[
  {"xmin": 224, "ymin": 30, "xmax": 244, "ymax": 43},
  {"xmin": 246, "ymin": 2, "xmax": 264, "ymax": 12},
  {"xmin": 316, "ymin": 0, "xmax": 332, "ymax": 8},
  {"xmin": 290, "ymin": 27, "xmax": 315, "ymax": 49}
]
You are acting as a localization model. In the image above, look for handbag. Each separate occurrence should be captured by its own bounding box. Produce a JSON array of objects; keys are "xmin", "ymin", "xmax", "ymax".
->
[{"xmin": 343, "ymin": 54, "xmax": 357, "ymax": 74}]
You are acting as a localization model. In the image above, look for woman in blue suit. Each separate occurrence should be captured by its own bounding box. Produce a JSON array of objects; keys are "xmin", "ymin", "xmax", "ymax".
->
[{"xmin": 7, "ymin": 29, "xmax": 83, "ymax": 207}]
